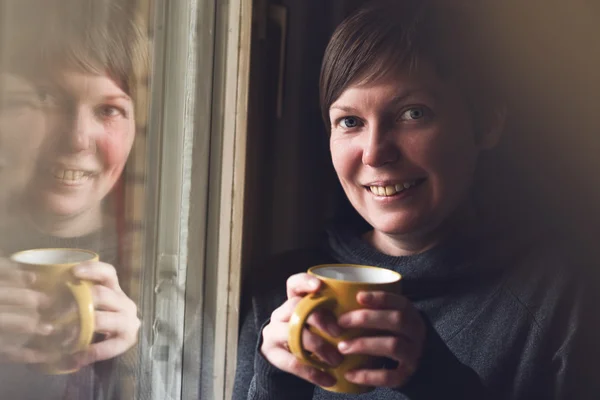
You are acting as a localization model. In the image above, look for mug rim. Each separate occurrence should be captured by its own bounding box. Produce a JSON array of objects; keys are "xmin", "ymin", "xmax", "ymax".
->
[
  {"xmin": 10, "ymin": 248, "xmax": 99, "ymax": 266},
  {"xmin": 308, "ymin": 263, "xmax": 401, "ymax": 283}
]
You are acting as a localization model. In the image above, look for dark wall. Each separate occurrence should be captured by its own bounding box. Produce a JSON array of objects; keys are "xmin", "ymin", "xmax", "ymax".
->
[{"xmin": 243, "ymin": 0, "xmax": 600, "ymax": 276}]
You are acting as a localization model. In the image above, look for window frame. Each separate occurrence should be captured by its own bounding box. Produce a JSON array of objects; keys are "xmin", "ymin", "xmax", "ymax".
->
[{"xmin": 138, "ymin": 0, "xmax": 252, "ymax": 399}]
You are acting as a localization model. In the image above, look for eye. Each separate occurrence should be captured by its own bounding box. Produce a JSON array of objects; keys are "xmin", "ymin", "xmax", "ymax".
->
[
  {"xmin": 399, "ymin": 106, "xmax": 427, "ymax": 121},
  {"xmin": 96, "ymin": 105, "xmax": 127, "ymax": 119},
  {"xmin": 0, "ymin": 97, "xmax": 41, "ymax": 115},
  {"xmin": 338, "ymin": 116, "xmax": 361, "ymax": 129}
]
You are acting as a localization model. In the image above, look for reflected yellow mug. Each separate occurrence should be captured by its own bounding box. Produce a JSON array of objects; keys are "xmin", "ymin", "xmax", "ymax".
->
[
  {"xmin": 288, "ymin": 264, "xmax": 402, "ymax": 394},
  {"xmin": 10, "ymin": 248, "xmax": 96, "ymax": 374}
]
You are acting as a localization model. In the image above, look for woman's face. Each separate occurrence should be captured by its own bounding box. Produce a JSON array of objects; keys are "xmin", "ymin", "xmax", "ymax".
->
[
  {"xmin": 26, "ymin": 70, "xmax": 135, "ymax": 220},
  {"xmin": 0, "ymin": 73, "xmax": 48, "ymax": 211},
  {"xmin": 329, "ymin": 62, "xmax": 497, "ymax": 248}
]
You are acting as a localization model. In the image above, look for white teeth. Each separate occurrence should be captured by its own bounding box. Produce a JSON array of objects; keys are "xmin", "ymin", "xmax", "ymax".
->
[
  {"xmin": 369, "ymin": 181, "xmax": 418, "ymax": 197},
  {"xmin": 51, "ymin": 168, "xmax": 91, "ymax": 183}
]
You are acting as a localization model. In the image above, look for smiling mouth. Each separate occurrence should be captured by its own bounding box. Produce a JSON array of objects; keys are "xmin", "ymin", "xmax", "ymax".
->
[
  {"xmin": 51, "ymin": 167, "xmax": 95, "ymax": 185},
  {"xmin": 366, "ymin": 179, "xmax": 426, "ymax": 197}
]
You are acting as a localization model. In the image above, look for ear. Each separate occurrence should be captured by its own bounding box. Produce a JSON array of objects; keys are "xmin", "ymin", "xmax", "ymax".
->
[{"xmin": 476, "ymin": 106, "xmax": 506, "ymax": 150}]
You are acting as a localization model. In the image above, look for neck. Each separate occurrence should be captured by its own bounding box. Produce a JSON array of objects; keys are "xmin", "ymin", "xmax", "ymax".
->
[
  {"xmin": 364, "ymin": 201, "xmax": 478, "ymax": 257},
  {"xmin": 27, "ymin": 207, "xmax": 104, "ymax": 238}
]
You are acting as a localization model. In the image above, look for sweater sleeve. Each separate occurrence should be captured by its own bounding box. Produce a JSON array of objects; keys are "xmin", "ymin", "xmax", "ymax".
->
[
  {"xmin": 398, "ymin": 316, "xmax": 487, "ymax": 399},
  {"xmin": 551, "ymin": 274, "xmax": 600, "ymax": 400},
  {"xmin": 232, "ymin": 301, "xmax": 315, "ymax": 400}
]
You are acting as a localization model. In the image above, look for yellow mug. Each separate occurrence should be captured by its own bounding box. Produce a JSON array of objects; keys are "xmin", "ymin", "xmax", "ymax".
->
[
  {"xmin": 288, "ymin": 264, "xmax": 402, "ymax": 394},
  {"xmin": 10, "ymin": 248, "xmax": 96, "ymax": 374}
]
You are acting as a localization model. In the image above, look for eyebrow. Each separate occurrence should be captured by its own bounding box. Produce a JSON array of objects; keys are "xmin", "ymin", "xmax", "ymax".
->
[
  {"xmin": 103, "ymin": 94, "xmax": 131, "ymax": 102},
  {"xmin": 330, "ymin": 89, "xmax": 436, "ymax": 113}
]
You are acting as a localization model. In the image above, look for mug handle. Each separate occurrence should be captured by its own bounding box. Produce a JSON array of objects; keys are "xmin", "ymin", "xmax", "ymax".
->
[
  {"xmin": 64, "ymin": 279, "xmax": 95, "ymax": 353},
  {"xmin": 288, "ymin": 293, "xmax": 336, "ymax": 370}
]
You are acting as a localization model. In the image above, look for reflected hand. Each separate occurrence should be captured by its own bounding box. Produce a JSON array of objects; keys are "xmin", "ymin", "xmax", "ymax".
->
[
  {"xmin": 71, "ymin": 261, "xmax": 140, "ymax": 367},
  {"xmin": 336, "ymin": 291, "xmax": 426, "ymax": 388},
  {"xmin": 260, "ymin": 273, "xmax": 343, "ymax": 388},
  {"xmin": 0, "ymin": 257, "xmax": 53, "ymax": 364}
]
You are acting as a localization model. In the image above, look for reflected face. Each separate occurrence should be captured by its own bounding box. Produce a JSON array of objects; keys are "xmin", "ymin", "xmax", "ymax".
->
[
  {"xmin": 329, "ymin": 62, "xmax": 488, "ymax": 242},
  {"xmin": 0, "ymin": 73, "xmax": 48, "ymax": 210},
  {"xmin": 27, "ymin": 71, "xmax": 135, "ymax": 219}
]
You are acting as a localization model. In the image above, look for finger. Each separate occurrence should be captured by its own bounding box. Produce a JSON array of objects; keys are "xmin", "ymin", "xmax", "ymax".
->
[
  {"xmin": 356, "ymin": 291, "xmax": 408, "ymax": 310},
  {"xmin": 73, "ymin": 335, "xmax": 138, "ymax": 367},
  {"xmin": 302, "ymin": 328, "xmax": 343, "ymax": 367},
  {"xmin": 91, "ymin": 285, "xmax": 134, "ymax": 312},
  {"xmin": 0, "ymin": 312, "xmax": 53, "ymax": 335},
  {"xmin": 338, "ymin": 309, "xmax": 424, "ymax": 340},
  {"xmin": 272, "ymin": 298, "xmax": 342, "ymax": 338},
  {"xmin": 72, "ymin": 262, "xmax": 122, "ymax": 292},
  {"xmin": 345, "ymin": 362, "xmax": 415, "ymax": 388},
  {"xmin": 270, "ymin": 297, "xmax": 301, "ymax": 322},
  {"xmin": 266, "ymin": 347, "xmax": 336, "ymax": 388},
  {"xmin": 0, "ymin": 288, "xmax": 50, "ymax": 309},
  {"xmin": 0, "ymin": 268, "xmax": 34, "ymax": 287},
  {"xmin": 338, "ymin": 336, "xmax": 419, "ymax": 366},
  {"xmin": 286, "ymin": 273, "xmax": 321, "ymax": 299},
  {"xmin": 262, "ymin": 320, "xmax": 342, "ymax": 367},
  {"xmin": 94, "ymin": 311, "xmax": 140, "ymax": 339},
  {"xmin": 1, "ymin": 347, "xmax": 59, "ymax": 364},
  {"xmin": 306, "ymin": 309, "xmax": 343, "ymax": 338}
]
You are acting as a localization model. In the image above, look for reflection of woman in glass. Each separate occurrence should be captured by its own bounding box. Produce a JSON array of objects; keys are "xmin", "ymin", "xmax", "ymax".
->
[
  {"xmin": 234, "ymin": 1, "xmax": 596, "ymax": 399},
  {"xmin": 0, "ymin": 0, "xmax": 146, "ymax": 398}
]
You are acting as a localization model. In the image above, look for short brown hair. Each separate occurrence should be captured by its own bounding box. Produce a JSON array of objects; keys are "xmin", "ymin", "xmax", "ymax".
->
[
  {"xmin": 1, "ymin": 0, "xmax": 147, "ymax": 101},
  {"xmin": 319, "ymin": 0, "xmax": 500, "ymax": 133}
]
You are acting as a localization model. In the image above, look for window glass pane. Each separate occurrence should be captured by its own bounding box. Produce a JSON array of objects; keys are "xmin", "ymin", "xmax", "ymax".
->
[{"xmin": 0, "ymin": 0, "xmax": 158, "ymax": 398}]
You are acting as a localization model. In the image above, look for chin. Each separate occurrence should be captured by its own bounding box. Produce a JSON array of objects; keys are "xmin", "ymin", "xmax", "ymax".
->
[
  {"xmin": 41, "ymin": 196, "xmax": 91, "ymax": 219},
  {"xmin": 365, "ymin": 210, "xmax": 421, "ymax": 234}
]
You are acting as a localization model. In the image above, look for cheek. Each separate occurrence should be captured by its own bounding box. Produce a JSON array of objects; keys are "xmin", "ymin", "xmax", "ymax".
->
[
  {"xmin": 330, "ymin": 138, "xmax": 359, "ymax": 179},
  {"xmin": 1, "ymin": 113, "xmax": 46, "ymax": 159},
  {"xmin": 425, "ymin": 129, "xmax": 479, "ymax": 193},
  {"xmin": 97, "ymin": 124, "xmax": 134, "ymax": 172}
]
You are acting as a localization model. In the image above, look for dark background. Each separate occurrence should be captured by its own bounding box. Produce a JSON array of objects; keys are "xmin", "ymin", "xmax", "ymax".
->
[{"xmin": 242, "ymin": 0, "xmax": 600, "ymax": 276}]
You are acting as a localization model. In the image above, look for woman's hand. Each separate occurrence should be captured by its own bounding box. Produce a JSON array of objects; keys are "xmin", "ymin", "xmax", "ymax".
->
[
  {"xmin": 71, "ymin": 261, "xmax": 140, "ymax": 367},
  {"xmin": 0, "ymin": 257, "xmax": 53, "ymax": 364},
  {"xmin": 336, "ymin": 291, "xmax": 426, "ymax": 388},
  {"xmin": 260, "ymin": 273, "xmax": 343, "ymax": 388}
]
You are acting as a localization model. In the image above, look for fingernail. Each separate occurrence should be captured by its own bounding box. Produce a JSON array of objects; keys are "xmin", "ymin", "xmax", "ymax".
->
[
  {"xmin": 345, "ymin": 371, "xmax": 356, "ymax": 381},
  {"xmin": 338, "ymin": 341, "xmax": 349, "ymax": 353},
  {"xmin": 38, "ymin": 324, "xmax": 54, "ymax": 335},
  {"xmin": 73, "ymin": 266, "xmax": 87, "ymax": 275},
  {"xmin": 308, "ymin": 279, "xmax": 320, "ymax": 289}
]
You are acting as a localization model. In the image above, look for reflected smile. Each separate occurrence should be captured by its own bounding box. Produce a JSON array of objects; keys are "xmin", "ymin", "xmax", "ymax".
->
[{"xmin": 51, "ymin": 167, "xmax": 96, "ymax": 185}]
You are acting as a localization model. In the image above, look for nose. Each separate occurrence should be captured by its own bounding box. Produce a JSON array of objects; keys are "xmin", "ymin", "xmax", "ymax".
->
[
  {"xmin": 361, "ymin": 123, "xmax": 399, "ymax": 167},
  {"xmin": 62, "ymin": 107, "xmax": 99, "ymax": 153}
]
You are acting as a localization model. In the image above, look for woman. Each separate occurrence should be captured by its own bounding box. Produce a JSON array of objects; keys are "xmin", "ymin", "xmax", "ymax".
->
[
  {"xmin": 234, "ymin": 1, "xmax": 597, "ymax": 399},
  {"xmin": 0, "ymin": 0, "xmax": 145, "ymax": 398}
]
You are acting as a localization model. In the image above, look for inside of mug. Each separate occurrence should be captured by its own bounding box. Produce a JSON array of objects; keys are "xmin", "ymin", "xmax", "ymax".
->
[
  {"xmin": 313, "ymin": 265, "xmax": 400, "ymax": 283},
  {"xmin": 11, "ymin": 249, "xmax": 96, "ymax": 265}
]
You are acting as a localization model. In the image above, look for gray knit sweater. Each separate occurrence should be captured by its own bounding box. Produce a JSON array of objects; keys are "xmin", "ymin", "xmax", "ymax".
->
[{"xmin": 233, "ymin": 224, "xmax": 599, "ymax": 400}]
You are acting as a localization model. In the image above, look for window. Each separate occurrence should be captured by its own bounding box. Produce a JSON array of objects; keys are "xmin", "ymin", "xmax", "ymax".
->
[{"xmin": 0, "ymin": 0, "xmax": 251, "ymax": 399}]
